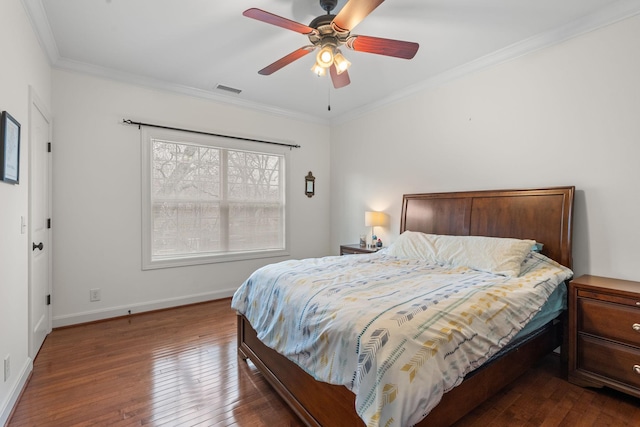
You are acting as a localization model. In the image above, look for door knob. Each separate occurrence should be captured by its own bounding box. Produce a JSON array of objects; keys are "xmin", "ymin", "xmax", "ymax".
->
[{"xmin": 32, "ymin": 242, "xmax": 44, "ymax": 251}]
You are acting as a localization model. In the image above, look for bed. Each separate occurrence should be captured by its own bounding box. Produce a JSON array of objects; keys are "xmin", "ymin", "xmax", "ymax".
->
[{"xmin": 233, "ymin": 187, "xmax": 574, "ymax": 426}]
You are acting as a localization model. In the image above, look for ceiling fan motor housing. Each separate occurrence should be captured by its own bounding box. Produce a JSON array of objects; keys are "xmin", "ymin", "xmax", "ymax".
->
[{"xmin": 308, "ymin": 14, "xmax": 349, "ymax": 49}]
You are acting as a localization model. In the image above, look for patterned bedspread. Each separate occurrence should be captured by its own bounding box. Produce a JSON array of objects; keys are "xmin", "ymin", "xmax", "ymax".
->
[{"xmin": 231, "ymin": 251, "xmax": 573, "ymax": 426}]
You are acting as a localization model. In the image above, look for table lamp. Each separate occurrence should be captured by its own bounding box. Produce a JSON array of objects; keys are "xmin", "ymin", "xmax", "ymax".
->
[{"xmin": 365, "ymin": 211, "xmax": 386, "ymax": 247}]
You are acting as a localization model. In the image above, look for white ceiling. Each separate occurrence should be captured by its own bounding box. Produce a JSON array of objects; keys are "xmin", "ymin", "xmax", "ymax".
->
[{"xmin": 24, "ymin": 0, "xmax": 640, "ymax": 123}]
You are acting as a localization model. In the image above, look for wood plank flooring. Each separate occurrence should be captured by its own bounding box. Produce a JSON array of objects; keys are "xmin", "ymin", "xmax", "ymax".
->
[{"xmin": 7, "ymin": 299, "xmax": 640, "ymax": 426}]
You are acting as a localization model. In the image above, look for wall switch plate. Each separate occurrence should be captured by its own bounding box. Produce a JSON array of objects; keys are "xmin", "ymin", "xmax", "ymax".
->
[
  {"xmin": 90, "ymin": 288, "xmax": 101, "ymax": 302},
  {"xmin": 3, "ymin": 355, "xmax": 9, "ymax": 382}
]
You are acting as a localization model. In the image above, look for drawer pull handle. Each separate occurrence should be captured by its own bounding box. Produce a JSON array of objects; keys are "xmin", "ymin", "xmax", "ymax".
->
[
  {"xmin": 634, "ymin": 365, "xmax": 640, "ymax": 375},
  {"xmin": 637, "ymin": 302, "xmax": 640, "ymax": 306},
  {"xmin": 634, "ymin": 324, "xmax": 640, "ymax": 332}
]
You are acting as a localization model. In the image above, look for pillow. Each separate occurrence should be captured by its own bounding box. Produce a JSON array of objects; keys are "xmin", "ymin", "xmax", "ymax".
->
[{"xmin": 387, "ymin": 231, "xmax": 535, "ymax": 277}]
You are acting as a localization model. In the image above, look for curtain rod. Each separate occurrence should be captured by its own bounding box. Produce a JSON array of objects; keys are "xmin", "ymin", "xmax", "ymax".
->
[{"xmin": 122, "ymin": 119, "xmax": 301, "ymax": 149}]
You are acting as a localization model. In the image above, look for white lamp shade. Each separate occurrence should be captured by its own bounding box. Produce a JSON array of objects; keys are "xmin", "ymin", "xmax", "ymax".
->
[{"xmin": 364, "ymin": 211, "xmax": 386, "ymax": 227}]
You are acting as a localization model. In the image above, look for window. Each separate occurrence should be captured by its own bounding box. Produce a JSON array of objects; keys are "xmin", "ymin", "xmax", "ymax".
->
[{"xmin": 141, "ymin": 128, "xmax": 288, "ymax": 269}]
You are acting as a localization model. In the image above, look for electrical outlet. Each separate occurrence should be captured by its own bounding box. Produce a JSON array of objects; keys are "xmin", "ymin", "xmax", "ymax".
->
[
  {"xmin": 90, "ymin": 288, "xmax": 101, "ymax": 302},
  {"xmin": 3, "ymin": 355, "xmax": 9, "ymax": 382}
]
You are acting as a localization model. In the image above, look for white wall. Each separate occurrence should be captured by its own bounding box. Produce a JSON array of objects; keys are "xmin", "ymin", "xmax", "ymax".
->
[
  {"xmin": 331, "ymin": 14, "xmax": 640, "ymax": 281},
  {"xmin": 51, "ymin": 70, "xmax": 331, "ymax": 326},
  {"xmin": 0, "ymin": 0, "xmax": 52, "ymax": 424}
]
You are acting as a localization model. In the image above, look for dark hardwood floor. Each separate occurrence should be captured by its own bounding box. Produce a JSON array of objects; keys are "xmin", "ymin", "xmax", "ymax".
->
[{"xmin": 7, "ymin": 299, "xmax": 640, "ymax": 426}]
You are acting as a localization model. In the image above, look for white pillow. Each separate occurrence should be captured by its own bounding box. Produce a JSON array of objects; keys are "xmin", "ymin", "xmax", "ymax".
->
[{"xmin": 387, "ymin": 231, "xmax": 535, "ymax": 278}]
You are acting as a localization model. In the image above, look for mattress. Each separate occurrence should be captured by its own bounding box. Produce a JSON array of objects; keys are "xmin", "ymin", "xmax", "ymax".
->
[{"xmin": 514, "ymin": 280, "xmax": 566, "ymax": 338}]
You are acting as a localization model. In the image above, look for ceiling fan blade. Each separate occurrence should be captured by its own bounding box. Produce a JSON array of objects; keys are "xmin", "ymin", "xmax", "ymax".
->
[
  {"xmin": 329, "ymin": 64, "xmax": 350, "ymax": 89},
  {"xmin": 243, "ymin": 8, "xmax": 315, "ymax": 35},
  {"xmin": 346, "ymin": 35, "xmax": 419, "ymax": 59},
  {"xmin": 258, "ymin": 46, "xmax": 315, "ymax": 75},
  {"xmin": 332, "ymin": 0, "xmax": 385, "ymax": 32}
]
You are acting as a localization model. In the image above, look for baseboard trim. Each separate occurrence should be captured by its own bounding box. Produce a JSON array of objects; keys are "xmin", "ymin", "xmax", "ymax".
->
[
  {"xmin": 52, "ymin": 289, "xmax": 236, "ymax": 328},
  {"xmin": 1, "ymin": 357, "xmax": 33, "ymax": 427}
]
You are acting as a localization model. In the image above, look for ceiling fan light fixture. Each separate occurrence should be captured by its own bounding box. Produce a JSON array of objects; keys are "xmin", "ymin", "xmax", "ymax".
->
[
  {"xmin": 333, "ymin": 51, "xmax": 351, "ymax": 75},
  {"xmin": 311, "ymin": 63, "xmax": 327, "ymax": 76},
  {"xmin": 316, "ymin": 45, "xmax": 335, "ymax": 68}
]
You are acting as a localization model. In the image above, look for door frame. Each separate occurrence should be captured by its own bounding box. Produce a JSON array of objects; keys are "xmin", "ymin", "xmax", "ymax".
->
[{"xmin": 28, "ymin": 86, "xmax": 52, "ymax": 359}]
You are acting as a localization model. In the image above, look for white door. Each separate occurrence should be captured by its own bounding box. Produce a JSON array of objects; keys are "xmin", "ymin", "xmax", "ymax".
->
[{"xmin": 29, "ymin": 88, "xmax": 52, "ymax": 358}]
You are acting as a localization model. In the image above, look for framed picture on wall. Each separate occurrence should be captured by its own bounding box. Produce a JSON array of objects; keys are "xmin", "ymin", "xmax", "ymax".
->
[{"xmin": 1, "ymin": 111, "xmax": 21, "ymax": 184}]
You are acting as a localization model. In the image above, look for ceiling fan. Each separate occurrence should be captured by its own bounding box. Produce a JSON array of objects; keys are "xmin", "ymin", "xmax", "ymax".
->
[{"xmin": 243, "ymin": 0, "xmax": 419, "ymax": 89}]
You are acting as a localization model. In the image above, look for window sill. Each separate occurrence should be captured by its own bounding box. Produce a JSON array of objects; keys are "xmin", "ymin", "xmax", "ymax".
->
[{"xmin": 142, "ymin": 248, "xmax": 290, "ymax": 270}]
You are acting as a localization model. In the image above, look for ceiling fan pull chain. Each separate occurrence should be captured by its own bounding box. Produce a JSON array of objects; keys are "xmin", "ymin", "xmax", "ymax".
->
[{"xmin": 328, "ymin": 80, "xmax": 331, "ymax": 111}]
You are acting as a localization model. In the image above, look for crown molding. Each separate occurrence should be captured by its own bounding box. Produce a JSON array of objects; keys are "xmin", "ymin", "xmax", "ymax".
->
[
  {"xmin": 331, "ymin": 0, "xmax": 640, "ymax": 126},
  {"xmin": 23, "ymin": 0, "xmax": 640, "ymax": 128},
  {"xmin": 20, "ymin": 0, "xmax": 60, "ymax": 63},
  {"xmin": 53, "ymin": 58, "xmax": 329, "ymax": 125},
  {"xmin": 20, "ymin": 0, "xmax": 328, "ymax": 126}
]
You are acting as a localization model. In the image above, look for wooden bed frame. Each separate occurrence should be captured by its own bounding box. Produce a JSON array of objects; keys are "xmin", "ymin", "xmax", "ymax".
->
[{"xmin": 237, "ymin": 187, "xmax": 575, "ymax": 426}]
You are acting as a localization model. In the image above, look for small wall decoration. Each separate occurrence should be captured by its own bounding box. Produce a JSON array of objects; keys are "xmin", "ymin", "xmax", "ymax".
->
[
  {"xmin": 1, "ymin": 111, "xmax": 21, "ymax": 184},
  {"xmin": 305, "ymin": 171, "xmax": 315, "ymax": 198}
]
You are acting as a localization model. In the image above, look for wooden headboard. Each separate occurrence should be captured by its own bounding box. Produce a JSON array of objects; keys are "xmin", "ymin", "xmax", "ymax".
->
[{"xmin": 400, "ymin": 187, "xmax": 574, "ymax": 269}]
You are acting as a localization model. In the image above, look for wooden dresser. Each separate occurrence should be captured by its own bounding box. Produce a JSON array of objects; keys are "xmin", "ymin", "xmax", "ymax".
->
[{"xmin": 568, "ymin": 275, "xmax": 640, "ymax": 398}]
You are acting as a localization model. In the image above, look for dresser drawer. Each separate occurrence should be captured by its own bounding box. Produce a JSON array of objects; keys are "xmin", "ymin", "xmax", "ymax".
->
[
  {"xmin": 578, "ymin": 334, "xmax": 640, "ymax": 388},
  {"xmin": 578, "ymin": 289, "xmax": 640, "ymax": 308},
  {"xmin": 578, "ymin": 298, "xmax": 640, "ymax": 347}
]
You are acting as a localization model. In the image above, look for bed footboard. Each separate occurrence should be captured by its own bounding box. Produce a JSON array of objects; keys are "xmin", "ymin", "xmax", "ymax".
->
[{"xmin": 238, "ymin": 314, "xmax": 360, "ymax": 426}]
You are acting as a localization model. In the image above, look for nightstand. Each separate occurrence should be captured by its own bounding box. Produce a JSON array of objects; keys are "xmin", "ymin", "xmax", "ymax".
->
[
  {"xmin": 339, "ymin": 244, "xmax": 380, "ymax": 255},
  {"xmin": 568, "ymin": 275, "xmax": 640, "ymax": 398}
]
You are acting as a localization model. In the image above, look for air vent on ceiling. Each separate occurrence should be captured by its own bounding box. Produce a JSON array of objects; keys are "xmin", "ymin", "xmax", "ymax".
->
[{"xmin": 215, "ymin": 84, "xmax": 242, "ymax": 94}]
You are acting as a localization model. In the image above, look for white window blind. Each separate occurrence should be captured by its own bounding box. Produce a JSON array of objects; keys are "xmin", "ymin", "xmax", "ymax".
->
[{"xmin": 142, "ymin": 128, "xmax": 288, "ymax": 269}]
